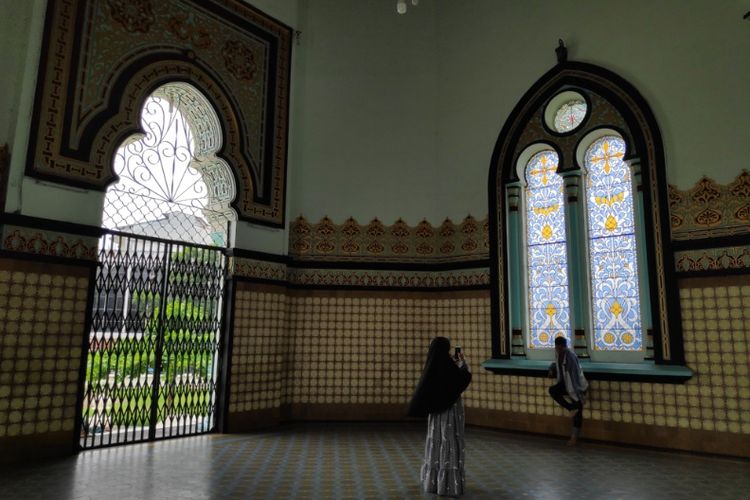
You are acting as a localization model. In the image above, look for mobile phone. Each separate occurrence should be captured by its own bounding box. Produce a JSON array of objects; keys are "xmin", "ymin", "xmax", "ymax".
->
[{"xmin": 454, "ymin": 346, "xmax": 462, "ymax": 358}]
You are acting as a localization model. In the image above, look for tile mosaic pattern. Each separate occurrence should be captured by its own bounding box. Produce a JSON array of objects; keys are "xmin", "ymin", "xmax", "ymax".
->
[
  {"xmin": 0, "ymin": 260, "xmax": 89, "ymax": 439},
  {"xmin": 230, "ymin": 282, "xmax": 750, "ymax": 440},
  {"xmin": 285, "ymin": 294, "xmax": 491, "ymax": 405},
  {"xmin": 1, "ymin": 423, "xmax": 749, "ymax": 500},
  {"xmin": 229, "ymin": 286, "xmax": 289, "ymax": 413},
  {"xmin": 289, "ymin": 215, "xmax": 489, "ymax": 263},
  {"xmin": 669, "ymin": 170, "xmax": 750, "ymax": 240},
  {"xmin": 458, "ymin": 285, "xmax": 749, "ymax": 435}
]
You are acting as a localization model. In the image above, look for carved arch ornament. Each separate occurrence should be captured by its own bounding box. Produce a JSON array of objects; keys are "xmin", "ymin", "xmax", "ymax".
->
[
  {"xmin": 488, "ymin": 58, "xmax": 685, "ymax": 364},
  {"xmin": 26, "ymin": 0, "xmax": 291, "ymax": 227}
]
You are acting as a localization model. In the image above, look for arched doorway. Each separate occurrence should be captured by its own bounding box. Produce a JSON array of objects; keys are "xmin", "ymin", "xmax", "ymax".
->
[{"xmin": 80, "ymin": 83, "xmax": 235, "ymax": 448}]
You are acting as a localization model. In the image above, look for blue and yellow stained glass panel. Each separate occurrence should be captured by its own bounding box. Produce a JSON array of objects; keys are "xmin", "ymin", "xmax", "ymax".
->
[
  {"xmin": 525, "ymin": 150, "xmax": 570, "ymax": 349},
  {"xmin": 585, "ymin": 136, "xmax": 642, "ymax": 351}
]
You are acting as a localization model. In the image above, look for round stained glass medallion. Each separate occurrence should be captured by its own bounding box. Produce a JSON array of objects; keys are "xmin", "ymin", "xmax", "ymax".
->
[{"xmin": 553, "ymin": 100, "xmax": 587, "ymax": 132}]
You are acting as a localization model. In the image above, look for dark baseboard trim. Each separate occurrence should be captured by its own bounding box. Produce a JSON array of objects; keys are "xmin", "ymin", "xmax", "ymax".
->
[
  {"xmin": 465, "ymin": 407, "xmax": 750, "ymax": 458},
  {"xmin": 226, "ymin": 408, "xmax": 281, "ymax": 433},
  {"xmin": 0, "ymin": 432, "xmax": 76, "ymax": 464}
]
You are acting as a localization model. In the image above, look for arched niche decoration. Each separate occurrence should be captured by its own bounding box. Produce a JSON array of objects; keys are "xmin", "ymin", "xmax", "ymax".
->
[
  {"xmin": 103, "ymin": 81, "xmax": 238, "ymax": 246},
  {"xmin": 90, "ymin": 59, "xmax": 254, "ymax": 224},
  {"xmin": 488, "ymin": 59, "xmax": 684, "ymax": 365},
  {"xmin": 26, "ymin": 0, "xmax": 291, "ymax": 227}
]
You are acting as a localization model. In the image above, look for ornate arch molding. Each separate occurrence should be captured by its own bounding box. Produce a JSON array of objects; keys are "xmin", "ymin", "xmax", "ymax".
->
[
  {"xmin": 488, "ymin": 60, "xmax": 684, "ymax": 364},
  {"xmin": 25, "ymin": 0, "xmax": 291, "ymax": 227},
  {"xmin": 89, "ymin": 59, "xmax": 253, "ymax": 222}
]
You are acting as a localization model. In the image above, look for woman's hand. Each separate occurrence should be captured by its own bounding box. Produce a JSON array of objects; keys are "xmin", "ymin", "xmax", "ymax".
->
[{"xmin": 455, "ymin": 353, "xmax": 467, "ymax": 368}]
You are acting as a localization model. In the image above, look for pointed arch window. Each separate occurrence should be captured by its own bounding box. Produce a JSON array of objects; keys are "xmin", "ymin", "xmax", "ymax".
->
[
  {"xmin": 585, "ymin": 136, "xmax": 642, "ymax": 351},
  {"xmin": 524, "ymin": 150, "xmax": 571, "ymax": 349},
  {"xmin": 487, "ymin": 59, "xmax": 689, "ymax": 377}
]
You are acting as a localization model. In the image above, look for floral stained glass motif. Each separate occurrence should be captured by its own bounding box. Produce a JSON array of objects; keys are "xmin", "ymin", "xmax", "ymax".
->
[
  {"xmin": 525, "ymin": 150, "xmax": 571, "ymax": 349},
  {"xmin": 585, "ymin": 136, "xmax": 642, "ymax": 351},
  {"xmin": 553, "ymin": 100, "xmax": 587, "ymax": 133}
]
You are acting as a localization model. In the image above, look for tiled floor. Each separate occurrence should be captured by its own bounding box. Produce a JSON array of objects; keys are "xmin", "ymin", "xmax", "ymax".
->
[{"xmin": 1, "ymin": 423, "xmax": 749, "ymax": 499}]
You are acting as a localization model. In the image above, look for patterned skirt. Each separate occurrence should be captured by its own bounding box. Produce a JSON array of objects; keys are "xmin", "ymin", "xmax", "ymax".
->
[{"xmin": 420, "ymin": 398, "xmax": 465, "ymax": 497}]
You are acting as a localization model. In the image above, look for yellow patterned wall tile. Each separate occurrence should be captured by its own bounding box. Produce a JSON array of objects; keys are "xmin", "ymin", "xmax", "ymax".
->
[
  {"xmin": 0, "ymin": 260, "xmax": 89, "ymax": 439},
  {"xmin": 230, "ymin": 285, "xmax": 289, "ymax": 413}
]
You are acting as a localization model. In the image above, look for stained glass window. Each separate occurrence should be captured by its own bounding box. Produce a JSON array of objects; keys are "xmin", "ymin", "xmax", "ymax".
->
[
  {"xmin": 553, "ymin": 100, "xmax": 587, "ymax": 132},
  {"xmin": 525, "ymin": 150, "xmax": 571, "ymax": 349},
  {"xmin": 585, "ymin": 136, "xmax": 642, "ymax": 351}
]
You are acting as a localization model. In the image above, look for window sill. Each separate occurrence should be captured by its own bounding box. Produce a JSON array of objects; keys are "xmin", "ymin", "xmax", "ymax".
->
[{"xmin": 481, "ymin": 358, "xmax": 693, "ymax": 383}]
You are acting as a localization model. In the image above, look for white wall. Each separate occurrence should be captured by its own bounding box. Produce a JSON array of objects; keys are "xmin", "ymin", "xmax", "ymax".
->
[
  {"xmin": 432, "ymin": 0, "xmax": 750, "ymax": 220},
  {"xmin": 292, "ymin": 0, "xmax": 750, "ymax": 224},
  {"xmin": 2, "ymin": 0, "xmax": 52, "ymax": 219},
  {"xmin": 243, "ymin": 0, "xmax": 300, "ymax": 27},
  {"xmin": 2, "ymin": 0, "xmax": 748, "ymax": 243},
  {"xmin": 288, "ymin": 0, "xmax": 440, "ymax": 225},
  {"xmin": 0, "ymin": 0, "xmax": 35, "ymax": 154}
]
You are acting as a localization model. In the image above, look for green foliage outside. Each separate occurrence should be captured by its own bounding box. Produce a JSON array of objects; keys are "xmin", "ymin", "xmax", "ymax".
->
[{"xmin": 83, "ymin": 246, "xmax": 222, "ymax": 428}]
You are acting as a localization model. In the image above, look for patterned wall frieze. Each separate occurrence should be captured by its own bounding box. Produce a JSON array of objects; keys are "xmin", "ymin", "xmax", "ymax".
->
[
  {"xmin": 287, "ymin": 267, "xmax": 490, "ymax": 289},
  {"xmin": 675, "ymin": 246, "xmax": 750, "ymax": 274},
  {"xmin": 289, "ymin": 216, "xmax": 490, "ymax": 263},
  {"xmin": 1, "ymin": 225, "xmax": 99, "ymax": 261},
  {"xmin": 670, "ymin": 170, "xmax": 750, "ymax": 240},
  {"xmin": 27, "ymin": 0, "xmax": 291, "ymax": 226},
  {"xmin": 228, "ymin": 254, "xmax": 490, "ymax": 289},
  {"xmin": 229, "ymin": 256, "xmax": 288, "ymax": 282}
]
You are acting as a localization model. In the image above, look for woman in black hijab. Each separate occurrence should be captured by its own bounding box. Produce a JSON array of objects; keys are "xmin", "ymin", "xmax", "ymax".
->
[{"xmin": 408, "ymin": 337, "xmax": 472, "ymax": 497}]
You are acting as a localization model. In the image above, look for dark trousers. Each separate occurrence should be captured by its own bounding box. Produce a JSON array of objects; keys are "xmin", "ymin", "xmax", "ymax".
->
[{"xmin": 549, "ymin": 382, "xmax": 583, "ymax": 428}]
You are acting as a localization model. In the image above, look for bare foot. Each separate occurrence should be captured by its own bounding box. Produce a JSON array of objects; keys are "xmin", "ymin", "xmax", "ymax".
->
[{"xmin": 567, "ymin": 436, "xmax": 578, "ymax": 446}]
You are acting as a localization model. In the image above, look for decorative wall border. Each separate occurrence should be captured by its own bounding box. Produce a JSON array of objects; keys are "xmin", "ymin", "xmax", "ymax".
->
[
  {"xmin": 26, "ymin": 0, "xmax": 291, "ymax": 227},
  {"xmin": 669, "ymin": 170, "xmax": 750, "ymax": 241},
  {"xmin": 285, "ymin": 171, "xmax": 749, "ymax": 266},
  {"xmin": 229, "ymin": 256, "xmax": 288, "ymax": 282},
  {"xmin": 488, "ymin": 57, "xmax": 682, "ymax": 363},
  {"xmin": 289, "ymin": 215, "xmax": 489, "ymax": 263},
  {"xmin": 229, "ymin": 254, "xmax": 490, "ymax": 290},
  {"xmin": 287, "ymin": 267, "xmax": 490, "ymax": 289},
  {"xmin": 1, "ymin": 224, "xmax": 99, "ymax": 261},
  {"xmin": 675, "ymin": 246, "xmax": 750, "ymax": 274}
]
